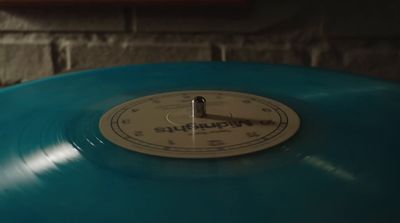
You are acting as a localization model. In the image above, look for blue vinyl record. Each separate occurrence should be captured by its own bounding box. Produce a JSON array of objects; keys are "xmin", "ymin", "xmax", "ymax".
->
[{"xmin": 0, "ymin": 62, "xmax": 399, "ymax": 222}]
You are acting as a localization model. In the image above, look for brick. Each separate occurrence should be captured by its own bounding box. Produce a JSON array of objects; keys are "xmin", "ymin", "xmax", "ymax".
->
[
  {"xmin": 0, "ymin": 42, "xmax": 53, "ymax": 83},
  {"xmin": 313, "ymin": 49, "xmax": 344, "ymax": 70},
  {"xmin": 225, "ymin": 47, "xmax": 309, "ymax": 65},
  {"xmin": 67, "ymin": 43, "xmax": 212, "ymax": 70},
  {"xmin": 316, "ymin": 48, "xmax": 400, "ymax": 80},
  {"xmin": 344, "ymin": 49, "xmax": 400, "ymax": 80},
  {"xmin": 135, "ymin": 1, "xmax": 306, "ymax": 33},
  {"xmin": 0, "ymin": 7, "xmax": 124, "ymax": 31},
  {"xmin": 323, "ymin": 1, "xmax": 400, "ymax": 37},
  {"xmin": 0, "ymin": 79, "xmax": 21, "ymax": 87}
]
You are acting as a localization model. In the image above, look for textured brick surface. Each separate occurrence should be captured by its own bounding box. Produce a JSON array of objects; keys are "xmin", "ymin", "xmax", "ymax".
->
[
  {"xmin": 135, "ymin": 0, "xmax": 306, "ymax": 33},
  {"xmin": 316, "ymin": 47, "xmax": 400, "ymax": 80},
  {"xmin": 0, "ymin": 7, "xmax": 124, "ymax": 31},
  {"xmin": 314, "ymin": 49, "xmax": 344, "ymax": 71},
  {"xmin": 0, "ymin": 42, "xmax": 53, "ymax": 84},
  {"xmin": 0, "ymin": 0, "xmax": 400, "ymax": 86},
  {"xmin": 344, "ymin": 49, "xmax": 400, "ymax": 80},
  {"xmin": 225, "ymin": 47, "xmax": 309, "ymax": 65},
  {"xmin": 67, "ymin": 43, "xmax": 212, "ymax": 70}
]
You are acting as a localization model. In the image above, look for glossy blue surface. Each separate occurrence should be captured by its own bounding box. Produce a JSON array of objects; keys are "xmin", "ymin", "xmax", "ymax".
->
[{"xmin": 0, "ymin": 62, "xmax": 400, "ymax": 222}]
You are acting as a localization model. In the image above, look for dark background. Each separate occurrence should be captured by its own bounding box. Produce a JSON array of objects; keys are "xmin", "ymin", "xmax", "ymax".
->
[{"xmin": 0, "ymin": 0, "xmax": 399, "ymax": 87}]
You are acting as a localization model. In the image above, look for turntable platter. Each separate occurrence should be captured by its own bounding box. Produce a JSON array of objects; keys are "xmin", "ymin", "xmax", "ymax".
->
[{"xmin": 0, "ymin": 62, "xmax": 399, "ymax": 222}]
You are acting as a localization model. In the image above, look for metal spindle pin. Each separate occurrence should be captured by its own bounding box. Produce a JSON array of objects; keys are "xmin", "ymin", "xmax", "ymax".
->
[{"xmin": 192, "ymin": 96, "xmax": 207, "ymax": 118}]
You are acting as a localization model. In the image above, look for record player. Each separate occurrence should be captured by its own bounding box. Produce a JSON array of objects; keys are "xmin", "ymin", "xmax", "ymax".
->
[{"xmin": 0, "ymin": 62, "xmax": 399, "ymax": 222}]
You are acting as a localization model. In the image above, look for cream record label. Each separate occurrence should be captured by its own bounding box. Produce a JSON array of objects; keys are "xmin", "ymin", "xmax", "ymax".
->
[{"xmin": 99, "ymin": 91, "xmax": 300, "ymax": 158}]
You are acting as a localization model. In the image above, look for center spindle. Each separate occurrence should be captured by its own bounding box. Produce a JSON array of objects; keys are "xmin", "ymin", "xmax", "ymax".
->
[{"xmin": 192, "ymin": 96, "xmax": 207, "ymax": 118}]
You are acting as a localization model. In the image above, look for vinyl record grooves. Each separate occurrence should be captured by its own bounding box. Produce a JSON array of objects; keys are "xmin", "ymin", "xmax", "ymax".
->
[{"xmin": 1, "ymin": 62, "xmax": 400, "ymax": 223}]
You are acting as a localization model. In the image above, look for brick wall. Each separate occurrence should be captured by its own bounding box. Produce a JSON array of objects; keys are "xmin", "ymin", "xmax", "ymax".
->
[{"xmin": 0, "ymin": 0, "xmax": 399, "ymax": 86}]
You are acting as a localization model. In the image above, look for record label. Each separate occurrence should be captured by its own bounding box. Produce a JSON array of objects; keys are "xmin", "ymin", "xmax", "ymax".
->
[{"xmin": 99, "ymin": 91, "xmax": 300, "ymax": 158}]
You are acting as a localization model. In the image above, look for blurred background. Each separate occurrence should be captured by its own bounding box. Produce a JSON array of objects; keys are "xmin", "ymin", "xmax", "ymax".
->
[{"xmin": 0, "ymin": 0, "xmax": 399, "ymax": 87}]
